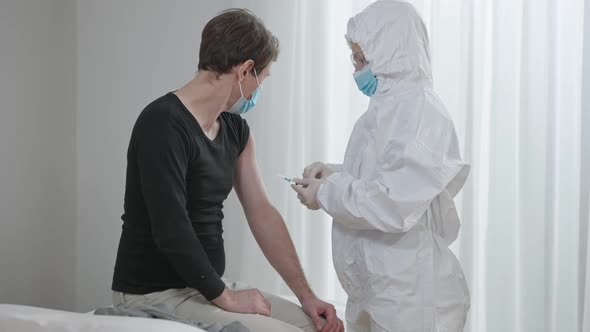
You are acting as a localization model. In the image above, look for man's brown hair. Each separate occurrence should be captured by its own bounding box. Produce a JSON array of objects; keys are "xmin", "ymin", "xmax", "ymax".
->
[{"xmin": 198, "ymin": 9, "xmax": 279, "ymax": 75}]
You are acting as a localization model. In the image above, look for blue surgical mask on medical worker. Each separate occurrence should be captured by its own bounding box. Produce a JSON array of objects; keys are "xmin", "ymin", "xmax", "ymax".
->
[
  {"xmin": 227, "ymin": 68, "xmax": 262, "ymax": 114},
  {"xmin": 353, "ymin": 64, "xmax": 378, "ymax": 97}
]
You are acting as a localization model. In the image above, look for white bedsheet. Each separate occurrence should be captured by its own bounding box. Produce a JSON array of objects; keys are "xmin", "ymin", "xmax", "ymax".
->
[{"xmin": 0, "ymin": 304, "xmax": 206, "ymax": 332}]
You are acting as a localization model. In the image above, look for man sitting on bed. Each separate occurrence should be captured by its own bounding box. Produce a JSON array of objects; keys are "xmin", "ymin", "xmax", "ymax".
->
[{"xmin": 110, "ymin": 8, "xmax": 343, "ymax": 332}]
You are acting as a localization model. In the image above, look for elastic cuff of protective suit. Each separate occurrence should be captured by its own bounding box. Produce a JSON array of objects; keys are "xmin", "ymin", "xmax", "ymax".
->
[
  {"xmin": 325, "ymin": 163, "xmax": 343, "ymax": 172},
  {"xmin": 196, "ymin": 272, "xmax": 226, "ymax": 301},
  {"xmin": 324, "ymin": 171, "xmax": 354, "ymax": 187},
  {"xmin": 317, "ymin": 171, "xmax": 354, "ymax": 215}
]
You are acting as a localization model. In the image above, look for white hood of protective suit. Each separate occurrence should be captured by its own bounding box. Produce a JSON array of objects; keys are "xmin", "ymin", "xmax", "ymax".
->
[
  {"xmin": 317, "ymin": 1, "xmax": 471, "ymax": 331},
  {"xmin": 346, "ymin": 0, "xmax": 432, "ymax": 94}
]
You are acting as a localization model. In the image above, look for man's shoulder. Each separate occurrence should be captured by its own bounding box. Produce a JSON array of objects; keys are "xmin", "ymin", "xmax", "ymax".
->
[{"xmin": 135, "ymin": 93, "xmax": 187, "ymax": 129}]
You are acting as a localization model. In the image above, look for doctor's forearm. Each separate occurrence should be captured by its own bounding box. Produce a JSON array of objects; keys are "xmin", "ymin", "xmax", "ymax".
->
[
  {"xmin": 318, "ymin": 171, "xmax": 411, "ymax": 232},
  {"xmin": 247, "ymin": 206, "xmax": 315, "ymax": 302}
]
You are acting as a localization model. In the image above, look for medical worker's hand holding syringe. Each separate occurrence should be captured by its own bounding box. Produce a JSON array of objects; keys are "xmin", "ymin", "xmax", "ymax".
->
[{"xmin": 282, "ymin": 162, "xmax": 337, "ymax": 210}]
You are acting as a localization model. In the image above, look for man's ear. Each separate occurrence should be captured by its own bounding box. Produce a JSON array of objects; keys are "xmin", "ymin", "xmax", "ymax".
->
[{"xmin": 237, "ymin": 60, "xmax": 255, "ymax": 81}]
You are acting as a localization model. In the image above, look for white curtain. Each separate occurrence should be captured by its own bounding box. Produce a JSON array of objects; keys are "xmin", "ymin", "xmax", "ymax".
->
[
  {"xmin": 221, "ymin": 1, "xmax": 590, "ymax": 331},
  {"xmin": 428, "ymin": 1, "xmax": 585, "ymax": 331}
]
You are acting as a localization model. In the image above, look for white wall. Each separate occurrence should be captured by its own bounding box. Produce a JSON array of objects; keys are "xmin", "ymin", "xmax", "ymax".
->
[
  {"xmin": 74, "ymin": 0, "xmax": 232, "ymax": 311},
  {"xmin": 0, "ymin": 0, "xmax": 77, "ymax": 310},
  {"xmin": 582, "ymin": 1, "xmax": 590, "ymax": 328}
]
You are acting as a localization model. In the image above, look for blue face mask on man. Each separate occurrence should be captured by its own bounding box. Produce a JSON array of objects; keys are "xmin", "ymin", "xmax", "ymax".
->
[
  {"xmin": 353, "ymin": 64, "xmax": 378, "ymax": 97},
  {"xmin": 227, "ymin": 68, "xmax": 262, "ymax": 114}
]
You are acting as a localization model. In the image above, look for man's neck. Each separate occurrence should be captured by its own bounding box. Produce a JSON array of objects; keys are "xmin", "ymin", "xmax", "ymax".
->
[{"xmin": 175, "ymin": 71, "xmax": 233, "ymax": 132}]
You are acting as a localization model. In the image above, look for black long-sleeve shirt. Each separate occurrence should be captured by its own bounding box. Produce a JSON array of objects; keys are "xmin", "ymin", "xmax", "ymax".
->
[{"xmin": 112, "ymin": 92, "xmax": 250, "ymax": 300}]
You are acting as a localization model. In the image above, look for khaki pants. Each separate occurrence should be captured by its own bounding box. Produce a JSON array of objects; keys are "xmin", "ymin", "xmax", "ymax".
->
[{"xmin": 112, "ymin": 280, "xmax": 316, "ymax": 332}]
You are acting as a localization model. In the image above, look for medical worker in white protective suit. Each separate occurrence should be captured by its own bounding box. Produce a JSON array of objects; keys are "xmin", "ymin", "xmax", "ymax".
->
[{"xmin": 291, "ymin": 1, "xmax": 471, "ymax": 331}]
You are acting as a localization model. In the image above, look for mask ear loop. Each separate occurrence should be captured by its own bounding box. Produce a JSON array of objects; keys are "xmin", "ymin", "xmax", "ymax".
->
[
  {"xmin": 253, "ymin": 68, "xmax": 262, "ymax": 93},
  {"xmin": 238, "ymin": 77, "xmax": 245, "ymax": 98}
]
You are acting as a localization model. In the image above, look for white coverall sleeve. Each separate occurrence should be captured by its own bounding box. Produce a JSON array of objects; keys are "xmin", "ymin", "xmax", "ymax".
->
[
  {"xmin": 326, "ymin": 163, "xmax": 343, "ymax": 172},
  {"xmin": 317, "ymin": 111, "xmax": 469, "ymax": 233}
]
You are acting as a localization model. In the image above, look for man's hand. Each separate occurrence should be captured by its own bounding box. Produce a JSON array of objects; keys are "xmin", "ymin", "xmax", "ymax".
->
[
  {"xmin": 303, "ymin": 162, "xmax": 335, "ymax": 180},
  {"xmin": 212, "ymin": 288, "xmax": 271, "ymax": 316},
  {"xmin": 301, "ymin": 296, "xmax": 344, "ymax": 332},
  {"xmin": 291, "ymin": 178, "xmax": 324, "ymax": 210}
]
